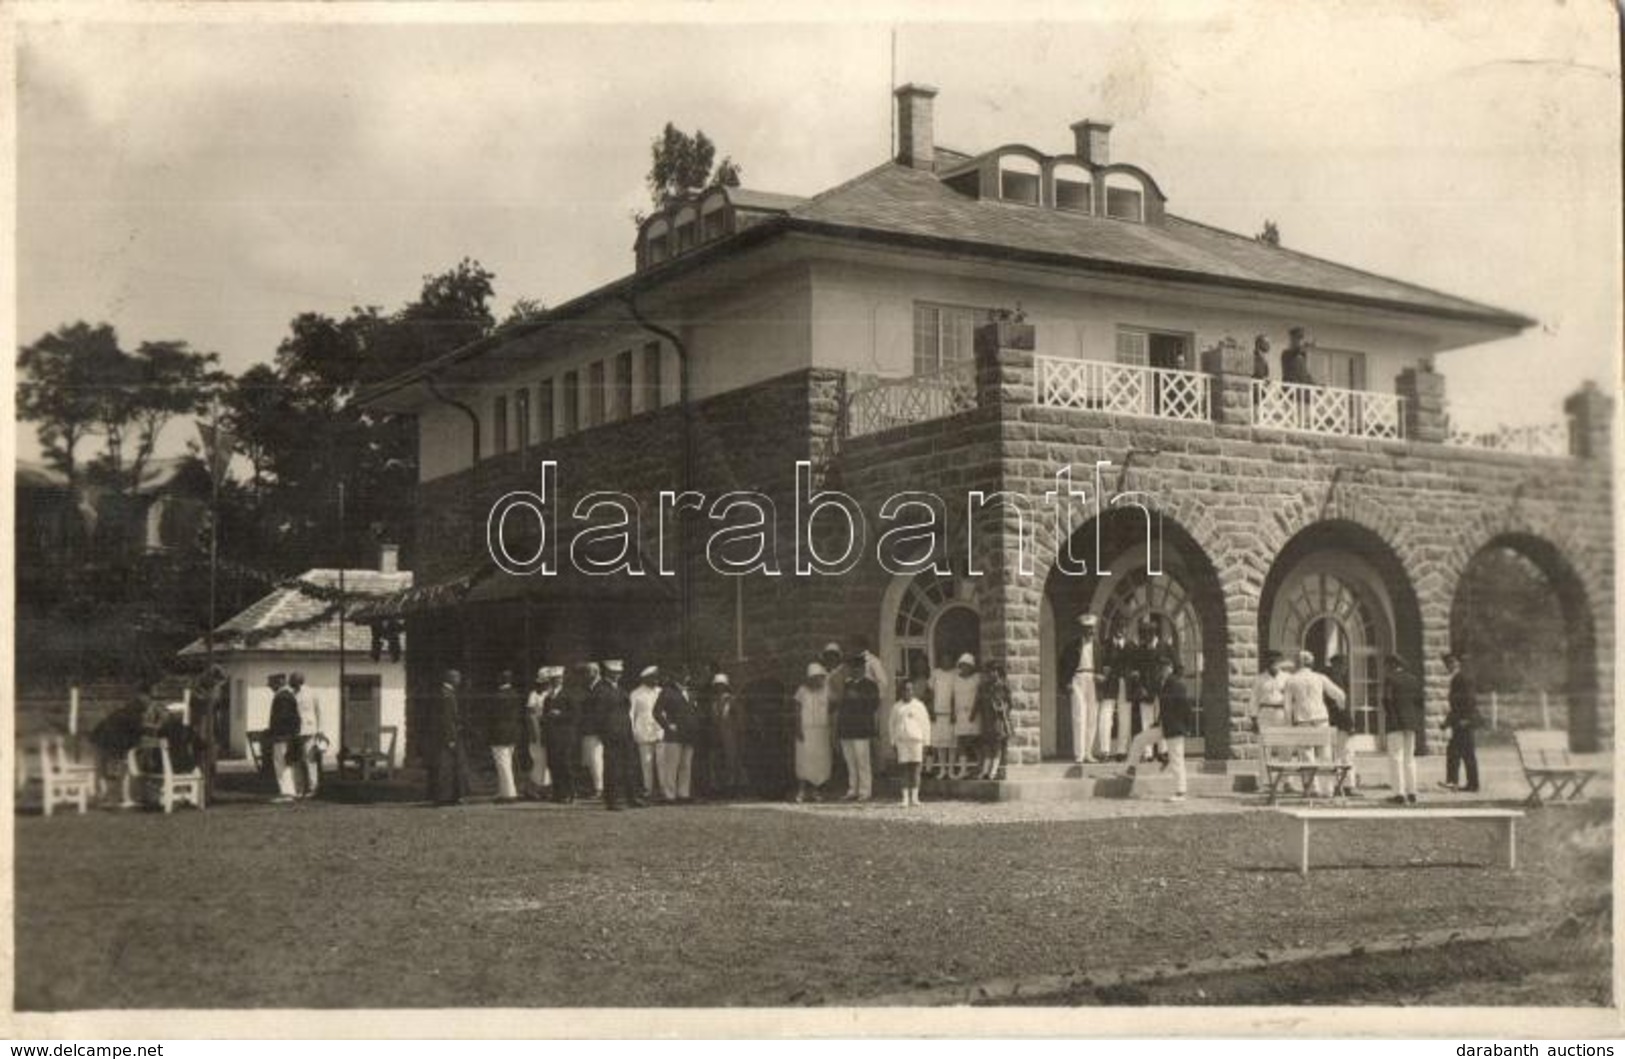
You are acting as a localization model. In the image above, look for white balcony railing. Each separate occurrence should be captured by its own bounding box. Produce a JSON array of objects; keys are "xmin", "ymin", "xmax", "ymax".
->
[
  {"xmin": 845, "ymin": 362, "xmax": 978, "ymax": 438},
  {"xmin": 1446, "ymin": 417, "xmax": 1570, "ymax": 458},
  {"xmin": 1252, "ymin": 380, "xmax": 1405, "ymax": 440},
  {"xmin": 1036, "ymin": 356, "xmax": 1212, "ymax": 422}
]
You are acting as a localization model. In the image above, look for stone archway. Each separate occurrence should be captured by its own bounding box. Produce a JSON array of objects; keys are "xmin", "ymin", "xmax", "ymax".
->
[
  {"xmin": 1449, "ymin": 533, "xmax": 1600, "ymax": 750},
  {"xmin": 1259, "ymin": 520, "xmax": 1424, "ymax": 751},
  {"xmin": 1040, "ymin": 511, "xmax": 1227, "ymax": 759}
]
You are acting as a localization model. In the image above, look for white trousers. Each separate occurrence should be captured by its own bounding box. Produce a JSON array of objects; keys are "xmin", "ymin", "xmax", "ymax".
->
[
  {"xmin": 637, "ymin": 742, "xmax": 661, "ymax": 794},
  {"xmin": 1388, "ymin": 730, "xmax": 1418, "ymax": 797},
  {"xmin": 527, "ymin": 741, "xmax": 549, "ymax": 789},
  {"xmin": 1068, "ymin": 674, "xmax": 1101, "ymax": 762},
  {"xmin": 580, "ymin": 735, "xmax": 604, "ymax": 793},
  {"xmin": 1126, "ymin": 729, "xmax": 1187, "ymax": 795},
  {"xmin": 841, "ymin": 738, "xmax": 873, "ymax": 798},
  {"xmin": 1102, "ymin": 695, "xmax": 1130, "ymax": 756},
  {"xmin": 490, "ymin": 745, "xmax": 517, "ymax": 800},
  {"xmin": 657, "ymin": 742, "xmax": 693, "ymax": 801},
  {"xmin": 271, "ymin": 740, "xmax": 298, "ymax": 797}
]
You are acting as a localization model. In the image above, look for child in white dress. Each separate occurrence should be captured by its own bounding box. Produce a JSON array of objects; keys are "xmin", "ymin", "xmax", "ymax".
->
[{"xmin": 889, "ymin": 679, "xmax": 931, "ymax": 807}]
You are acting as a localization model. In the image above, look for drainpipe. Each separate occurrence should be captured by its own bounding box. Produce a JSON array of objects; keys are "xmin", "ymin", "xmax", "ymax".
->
[
  {"xmin": 423, "ymin": 374, "xmax": 482, "ymax": 692},
  {"xmin": 621, "ymin": 292, "xmax": 694, "ymax": 674}
]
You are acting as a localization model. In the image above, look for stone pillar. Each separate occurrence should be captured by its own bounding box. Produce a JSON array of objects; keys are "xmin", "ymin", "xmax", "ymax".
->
[
  {"xmin": 1395, "ymin": 364, "xmax": 1448, "ymax": 444},
  {"xmin": 973, "ymin": 319, "xmax": 1042, "ymax": 768},
  {"xmin": 1564, "ymin": 380, "xmax": 1613, "ymax": 461},
  {"xmin": 1207, "ymin": 339, "xmax": 1255, "ymax": 427}
]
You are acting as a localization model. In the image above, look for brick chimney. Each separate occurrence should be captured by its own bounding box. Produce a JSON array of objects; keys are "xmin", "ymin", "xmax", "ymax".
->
[
  {"xmin": 378, "ymin": 542, "xmax": 400, "ymax": 574},
  {"xmin": 894, "ymin": 83, "xmax": 938, "ymax": 170},
  {"xmin": 1071, "ymin": 119, "xmax": 1113, "ymax": 166}
]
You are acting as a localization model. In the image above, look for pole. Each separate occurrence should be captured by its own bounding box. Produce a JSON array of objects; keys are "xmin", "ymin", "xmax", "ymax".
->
[
  {"xmin": 69, "ymin": 686, "xmax": 79, "ymax": 737},
  {"xmin": 338, "ymin": 482, "xmax": 347, "ymax": 755},
  {"xmin": 1490, "ymin": 690, "xmax": 1498, "ymax": 731},
  {"xmin": 1540, "ymin": 689, "xmax": 1550, "ymax": 729}
]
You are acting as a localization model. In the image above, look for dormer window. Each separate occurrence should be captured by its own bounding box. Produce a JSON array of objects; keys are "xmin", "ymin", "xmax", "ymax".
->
[
  {"xmin": 646, "ymin": 219, "xmax": 670, "ymax": 265},
  {"xmin": 700, "ymin": 192, "xmax": 728, "ymax": 242},
  {"xmin": 1053, "ymin": 162, "xmax": 1092, "ymax": 213},
  {"xmin": 674, "ymin": 206, "xmax": 697, "ymax": 253},
  {"xmin": 998, "ymin": 155, "xmax": 1041, "ymax": 205},
  {"xmin": 1104, "ymin": 172, "xmax": 1145, "ymax": 222}
]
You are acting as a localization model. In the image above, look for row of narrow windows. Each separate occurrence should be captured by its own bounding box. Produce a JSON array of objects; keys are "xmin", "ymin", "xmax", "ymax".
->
[
  {"xmin": 488, "ymin": 340, "xmax": 668, "ymax": 457},
  {"xmin": 994, "ymin": 161, "xmax": 1144, "ymax": 222}
]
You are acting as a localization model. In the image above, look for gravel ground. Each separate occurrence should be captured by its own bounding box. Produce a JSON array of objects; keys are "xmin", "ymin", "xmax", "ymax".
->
[{"xmin": 13, "ymin": 792, "xmax": 1611, "ymax": 1010}]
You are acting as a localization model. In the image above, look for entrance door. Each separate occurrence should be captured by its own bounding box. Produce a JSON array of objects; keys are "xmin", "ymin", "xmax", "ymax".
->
[
  {"xmin": 1272, "ymin": 568, "xmax": 1389, "ymax": 751},
  {"xmin": 342, "ymin": 675, "xmax": 383, "ymax": 755}
]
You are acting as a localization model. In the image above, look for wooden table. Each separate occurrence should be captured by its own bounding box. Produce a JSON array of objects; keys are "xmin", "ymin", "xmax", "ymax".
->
[{"xmin": 1276, "ymin": 807, "xmax": 1524, "ymax": 875}]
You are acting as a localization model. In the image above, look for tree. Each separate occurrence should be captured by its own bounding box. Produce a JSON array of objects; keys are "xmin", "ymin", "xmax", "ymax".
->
[
  {"xmin": 647, "ymin": 122, "xmax": 744, "ymax": 208},
  {"xmin": 17, "ymin": 321, "xmax": 125, "ymax": 486},
  {"xmin": 1256, "ymin": 219, "xmax": 1281, "ymax": 246},
  {"xmin": 97, "ymin": 340, "xmax": 227, "ymax": 495},
  {"xmin": 501, "ymin": 297, "xmax": 550, "ymax": 329}
]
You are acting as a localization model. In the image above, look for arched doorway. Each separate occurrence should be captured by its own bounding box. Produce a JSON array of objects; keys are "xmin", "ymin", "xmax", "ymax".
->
[
  {"xmin": 880, "ymin": 567, "xmax": 983, "ymax": 689},
  {"xmin": 1449, "ymin": 534, "xmax": 1599, "ymax": 750},
  {"xmin": 1040, "ymin": 512, "xmax": 1227, "ymax": 759},
  {"xmin": 1260, "ymin": 521, "xmax": 1423, "ymax": 752}
]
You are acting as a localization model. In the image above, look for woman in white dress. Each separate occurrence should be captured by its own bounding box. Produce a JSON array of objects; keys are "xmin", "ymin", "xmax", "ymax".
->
[
  {"xmin": 927, "ymin": 654, "xmax": 958, "ymax": 778},
  {"xmin": 629, "ymin": 665, "xmax": 665, "ymax": 796},
  {"xmin": 793, "ymin": 663, "xmax": 833, "ymax": 802},
  {"xmin": 950, "ymin": 653, "xmax": 982, "ymax": 778}
]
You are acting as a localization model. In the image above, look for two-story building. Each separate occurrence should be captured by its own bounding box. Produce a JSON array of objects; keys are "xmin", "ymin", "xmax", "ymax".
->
[{"xmin": 357, "ymin": 85, "xmax": 1613, "ymax": 769}]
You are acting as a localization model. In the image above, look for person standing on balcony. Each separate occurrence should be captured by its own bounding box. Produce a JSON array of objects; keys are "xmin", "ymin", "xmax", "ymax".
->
[
  {"xmin": 1100, "ymin": 619, "xmax": 1134, "ymax": 761},
  {"xmin": 1060, "ymin": 614, "xmax": 1103, "ymax": 764},
  {"xmin": 1281, "ymin": 327, "xmax": 1317, "ymax": 385},
  {"xmin": 1252, "ymin": 335, "xmax": 1272, "ymax": 381},
  {"xmin": 1383, "ymin": 654, "xmax": 1423, "ymax": 804},
  {"xmin": 1440, "ymin": 652, "xmax": 1481, "ymax": 793}
]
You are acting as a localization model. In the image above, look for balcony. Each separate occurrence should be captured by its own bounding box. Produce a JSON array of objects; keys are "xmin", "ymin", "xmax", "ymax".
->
[
  {"xmin": 845, "ymin": 362, "xmax": 977, "ymax": 439},
  {"xmin": 1036, "ymin": 357, "xmax": 1211, "ymax": 422},
  {"xmin": 1445, "ymin": 406, "xmax": 1570, "ymax": 458},
  {"xmin": 1252, "ymin": 380, "xmax": 1405, "ymax": 440}
]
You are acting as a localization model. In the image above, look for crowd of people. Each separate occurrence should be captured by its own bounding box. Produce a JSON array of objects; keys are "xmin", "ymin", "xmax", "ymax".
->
[{"xmin": 407, "ymin": 637, "xmax": 1030, "ymax": 811}]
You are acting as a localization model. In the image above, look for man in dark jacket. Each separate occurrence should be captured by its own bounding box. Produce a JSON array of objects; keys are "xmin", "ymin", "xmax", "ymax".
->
[
  {"xmin": 654, "ymin": 673, "xmax": 701, "ymax": 802},
  {"xmin": 593, "ymin": 660, "xmax": 645, "ymax": 811},
  {"xmin": 267, "ymin": 673, "xmax": 302, "ymax": 803},
  {"xmin": 834, "ymin": 654, "xmax": 880, "ymax": 801},
  {"xmin": 1441, "ymin": 652, "xmax": 1480, "ymax": 793},
  {"xmin": 427, "ymin": 669, "xmax": 471, "ymax": 806},
  {"xmin": 540, "ymin": 667, "xmax": 579, "ymax": 803},
  {"xmin": 487, "ymin": 670, "xmax": 525, "ymax": 803},
  {"xmin": 1383, "ymin": 654, "xmax": 1424, "ymax": 804},
  {"xmin": 1121, "ymin": 659, "xmax": 1191, "ymax": 800}
]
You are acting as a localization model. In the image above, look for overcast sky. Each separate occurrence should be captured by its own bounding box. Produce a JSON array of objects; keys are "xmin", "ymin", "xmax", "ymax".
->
[{"xmin": 12, "ymin": 0, "xmax": 1621, "ymax": 462}]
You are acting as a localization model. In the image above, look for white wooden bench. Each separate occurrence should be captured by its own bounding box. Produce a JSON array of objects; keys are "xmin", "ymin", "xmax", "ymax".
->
[
  {"xmin": 1514, "ymin": 729, "xmax": 1600, "ymax": 807},
  {"xmin": 1257, "ymin": 726, "xmax": 1349, "ymax": 804},
  {"xmin": 1276, "ymin": 807, "xmax": 1523, "ymax": 875}
]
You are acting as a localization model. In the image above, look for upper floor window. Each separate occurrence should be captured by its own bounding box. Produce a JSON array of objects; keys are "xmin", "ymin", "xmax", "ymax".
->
[
  {"xmin": 1115, "ymin": 325, "xmax": 1192, "ymax": 371},
  {"xmin": 1104, "ymin": 172, "xmax": 1145, "ymax": 222},
  {"xmin": 1053, "ymin": 162, "xmax": 1092, "ymax": 213},
  {"xmin": 587, "ymin": 361, "xmax": 607, "ymax": 427},
  {"xmin": 515, "ymin": 387, "xmax": 531, "ymax": 451},
  {"xmin": 998, "ymin": 155, "xmax": 1041, "ymax": 205},
  {"xmin": 492, "ymin": 394, "xmax": 509, "ymax": 456},
  {"xmin": 646, "ymin": 219, "xmax": 670, "ymax": 265},
  {"xmin": 674, "ymin": 206, "xmax": 698, "ymax": 253},
  {"xmin": 913, "ymin": 302, "xmax": 985, "ymax": 375},
  {"xmin": 561, "ymin": 370, "xmax": 580, "ymax": 434},
  {"xmin": 641, "ymin": 341, "xmax": 663, "ymax": 412},
  {"xmin": 1311, "ymin": 347, "xmax": 1368, "ymax": 391},
  {"xmin": 613, "ymin": 350, "xmax": 634, "ymax": 420},
  {"xmin": 701, "ymin": 195, "xmax": 728, "ymax": 242},
  {"xmin": 538, "ymin": 378, "xmax": 555, "ymax": 440}
]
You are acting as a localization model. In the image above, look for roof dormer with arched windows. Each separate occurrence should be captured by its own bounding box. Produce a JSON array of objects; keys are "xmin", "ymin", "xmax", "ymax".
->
[
  {"xmin": 634, "ymin": 186, "xmax": 808, "ymax": 271},
  {"xmin": 933, "ymin": 119, "xmax": 1166, "ymax": 226}
]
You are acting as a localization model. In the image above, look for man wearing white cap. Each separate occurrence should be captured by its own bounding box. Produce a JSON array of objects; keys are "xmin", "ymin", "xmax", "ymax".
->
[
  {"xmin": 630, "ymin": 665, "xmax": 664, "ymax": 796},
  {"xmin": 1061, "ymin": 614, "xmax": 1103, "ymax": 764}
]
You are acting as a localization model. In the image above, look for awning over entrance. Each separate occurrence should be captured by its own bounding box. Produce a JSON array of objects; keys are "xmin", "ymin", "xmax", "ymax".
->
[{"xmin": 348, "ymin": 560, "xmax": 496, "ymax": 622}]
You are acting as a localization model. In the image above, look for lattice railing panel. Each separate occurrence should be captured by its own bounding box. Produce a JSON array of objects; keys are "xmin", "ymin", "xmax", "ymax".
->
[
  {"xmin": 845, "ymin": 363, "xmax": 979, "ymax": 438},
  {"xmin": 1252, "ymin": 381, "xmax": 1407, "ymax": 440},
  {"xmin": 1446, "ymin": 419, "xmax": 1569, "ymax": 458},
  {"xmin": 1036, "ymin": 356, "xmax": 1209, "ymax": 422}
]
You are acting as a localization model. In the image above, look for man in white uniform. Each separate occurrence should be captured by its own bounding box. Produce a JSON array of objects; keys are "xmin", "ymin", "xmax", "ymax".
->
[
  {"xmin": 1282, "ymin": 650, "xmax": 1346, "ymax": 796},
  {"xmin": 288, "ymin": 671, "xmax": 323, "ymax": 799},
  {"xmin": 1064, "ymin": 614, "xmax": 1102, "ymax": 763}
]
